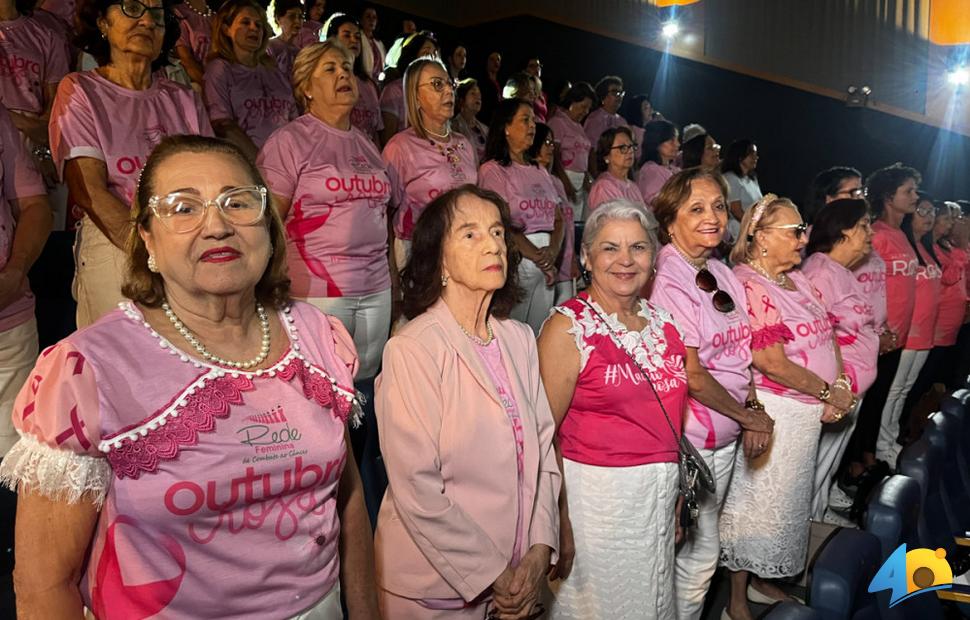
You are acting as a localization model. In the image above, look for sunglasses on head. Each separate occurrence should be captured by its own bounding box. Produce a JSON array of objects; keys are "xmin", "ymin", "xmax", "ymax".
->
[{"xmin": 695, "ymin": 268, "xmax": 736, "ymax": 313}]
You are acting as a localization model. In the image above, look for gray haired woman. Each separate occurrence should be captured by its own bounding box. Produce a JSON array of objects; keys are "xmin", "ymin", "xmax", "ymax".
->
[{"xmin": 539, "ymin": 200, "xmax": 690, "ymax": 619}]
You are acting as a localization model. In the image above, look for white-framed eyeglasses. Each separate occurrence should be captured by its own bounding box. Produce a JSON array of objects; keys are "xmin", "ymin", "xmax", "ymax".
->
[
  {"xmin": 148, "ymin": 186, "xmax": 267, "ymax": 234},
  {"xmin": 759, "ymin": 222, "xmax": 808, "ymax": 237}
]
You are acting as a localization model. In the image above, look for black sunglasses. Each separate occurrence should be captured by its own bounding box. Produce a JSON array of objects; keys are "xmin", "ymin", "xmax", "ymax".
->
[{"xmin": 695, "ymin": 268, "xmax": 736, "ymax": 313}]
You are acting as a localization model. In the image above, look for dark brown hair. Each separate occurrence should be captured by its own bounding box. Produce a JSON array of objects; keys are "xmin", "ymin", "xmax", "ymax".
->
[
  {"xmin": 123, "ymin": 135, "xmax": 291, "ymax": 308},
  {"xmin": 593, "ymin": 126, "xmax": 635, "ymax": 177},
  {"xmin": 401, "ymin": 184, "xmax": 522, "ymax": 320},
  {"xmin": 652, "ymin": 167, "xmax": 729, "ymax": 244}
]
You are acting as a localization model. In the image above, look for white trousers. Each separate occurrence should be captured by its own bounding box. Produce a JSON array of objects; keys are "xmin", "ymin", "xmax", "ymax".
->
[
  {"xmin": 564, "ymin": 170, "xmax": 588, "ymax": 223},
  {"xmin": 512, "ymin": 232, "xmax": 554, "ymax": 336},
  {"xmin": 876, "ymin": 348, "xmax": 929, "ymax": 464},
  {"xmin": 674, "ymin": 442, "xmax": 737, "ymax": 620},
  {"xmin": 812, "ymin": 397, "xmax": 863, "ymax": 520},
  {"xmin": 550, "ymin": 459, "xmax": 679, "ymax": 620},
  {"xmin": 74, "ymin": 218, "xmax": 127, "ymax": 328},
  {"xmin": 305, "ymin": 289, "xmax": 391, "ymax": 380},
  {"xmin": 289, "ymin": 585, "xmax": 341, "ymax": 619},
  {"xmin": 0, "ymin": 319, "xmax": 38, "ymax": 457}
]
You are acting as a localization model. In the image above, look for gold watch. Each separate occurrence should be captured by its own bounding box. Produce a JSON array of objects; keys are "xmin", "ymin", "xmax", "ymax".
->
[{"xmin": 817, "ymin": 381, "xmax": 831, "ymax": 403}]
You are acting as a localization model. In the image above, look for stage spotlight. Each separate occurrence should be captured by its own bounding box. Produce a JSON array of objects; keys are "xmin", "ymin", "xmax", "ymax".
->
[
  {"xmin": 662, "ymin": 21, "xmax": 680, "ymax": 39},
  {"xmin": 861, "ymin": 85, "xmax": 872, "ymax": 96},
  {"xmin": 948, "ymin": 67, "xmax": 969, "ymax": 87}
]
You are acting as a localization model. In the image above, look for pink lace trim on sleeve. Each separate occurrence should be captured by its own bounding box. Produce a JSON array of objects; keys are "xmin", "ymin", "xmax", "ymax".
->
[{"xmin": 750, "ymin": 323, "xmax": 795, "ymax": 350}]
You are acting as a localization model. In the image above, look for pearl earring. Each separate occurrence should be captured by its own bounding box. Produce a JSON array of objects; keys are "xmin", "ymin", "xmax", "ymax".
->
[
  {"xmin": 761, "ymin": 247, "xmax": 768, "ymax": 257},
  {"xmin": 147, "ymin": 254, "xmax": 159, "ymax": 273},
  {"xmin": 441, "ymin": 275, "xmax": 449, "ymax": 286}
]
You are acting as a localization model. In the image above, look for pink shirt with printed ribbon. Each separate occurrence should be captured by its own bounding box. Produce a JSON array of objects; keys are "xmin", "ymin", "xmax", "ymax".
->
[
  {"xmin": 802, "ymin": 252, "xmax": 880, "ymax": 394},
  {"xmin": 49, "ymin": 70, "xmax": 213, "ymax": 206},
  {"xmin": 734, "ymin": 264, "xmax": 839, "ymax": 404},
  {"xmin": 379, "ymin": 79, "xmax": 404, "ymax": 128},
  {"xmin": 553, "ymin": 293, "xmax": 688, "ymax": 467},
  {"xmin": 582, "ymin": 106, "xmax": 625, "ymax": 144},
  {"xmin": 650, "ymin": 245, "xmax": 751, "ymax": 450},
  {"xmin": 871, "ymin": 221, "xmax": 918, "ymax": 343},
  {"xmin": 550, "ymin": 175, "xmax": 575, "ymax": 283},
  {"xmin": 478, "ymin": 160, "xmax": 560, "ymax": 234},
  {"xmin": 853, "ymin": 253, "xmax": 888, "ymax": 331},
  {"xmin": 4, "ymin": 302, "xmax": 360, "ymax": 619},
  {"xmin": 588, "ymin": 171, "xmax": 647, "ymax": 212},
  {"xmin": 204, "ymin": 58, "xmax": 297, "ymax": 149},
  {"xmin": 546, "ymin": 109, "xmax": 590, "ymax": 173},
  {"xmin": 172, "ymin": 4, "xmax": 212, "ymax": 70},
  {"xmin": 351, "ymin": 77, "xmax": 383, "ymax": 140},
  {"xmin": 382, "ymin": 127, "xmax": 477, "ymax": 240},
  {"xmin": 266, "ymin": 37, "xmax": 298, "ymax": 81},
  {"xmin": 905, "ymin": 244, "xmax": 942, "ymax": 350},
  {"xmin": 0, "ymin": 16, "xmax": 70, "ymax": 116},
  {"xmin": 257, "ymin": 114, "xmax": 398, "ymax": 298},
  {"xmin": 935, "ymin": 246, "xmax": 967, "ymax": 346}
]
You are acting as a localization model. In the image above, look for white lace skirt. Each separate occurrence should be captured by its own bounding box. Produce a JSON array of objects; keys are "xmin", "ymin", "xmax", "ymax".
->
[
  {"xmin": 718, "ymin": 391, "xmax": 822, "ymax": 578},
  {"xmin": 549, "ymin": 459, "xmax": 679, "ymax": 619}
]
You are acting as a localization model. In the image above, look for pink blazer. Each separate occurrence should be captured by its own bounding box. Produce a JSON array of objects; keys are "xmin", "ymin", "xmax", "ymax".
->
[{"xmin": 374, "ymin": 300, "xmax": 561, "ymax": 601}]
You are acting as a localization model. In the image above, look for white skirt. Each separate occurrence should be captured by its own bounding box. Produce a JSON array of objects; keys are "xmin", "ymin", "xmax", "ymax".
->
[
  {"xmin": 549, "ymin": 459, "xmax": 679, "ymax": 619},
  {"xmin": 718, "ymin": 391, "xmax": 822, "ymax": 578}
]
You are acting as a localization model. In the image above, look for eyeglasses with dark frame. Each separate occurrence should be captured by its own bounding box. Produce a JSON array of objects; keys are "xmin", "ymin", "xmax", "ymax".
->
[
  {"xmin": 610, "ymin": 143, "xmax": 639, "ymax": 154},
  {"xmin": 148, "ymin": 186, "xmax": 267, "ymax": 234},
  {"xmin": 695, "ymin": 268, "xmax": 736, "ymax": 313},
  {"xmin": 112, "ymin": 0, "xmax": 165, "ymax": 26},
  {"xmin": 915, "ymin": 204, "xmax": 935, "ymax": 217},
  {"xmin": 835, "ymin": 187, "xmax": 866, "ymax": 199}
]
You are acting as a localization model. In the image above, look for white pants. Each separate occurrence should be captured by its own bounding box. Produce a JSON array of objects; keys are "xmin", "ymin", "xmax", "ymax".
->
[
  {"xmin": 289, "ymin": 585, "xmax": 341, "ymax": 619},
  {"xmin": 512, "ymin": 232, "xmax": 554, "ymax": 335},
  {"xmin": 674, "ymin": 442, "xmax": 737, "ymax": 620},
  {"xmin": 305, "ymin": 289, "xmax": 391, "ymax": 380},
  {"xmin": 876, "ymin": 348, "xmax": 929, "ymax": 464},
  {"xmin": 550, "ymin": 459, "xmax": 679, "ymax": 620},
  {"xmin": 554, "ymin": 280, "xmax": 576, "ymax": 306},
  {"xmin": 0, "ymin": 319, "xmax": 38, "ymax": 457},
  {"xmin": 564, "ymin": 170, "xmax": 588, "ymax": 223},
  {"xmin": 812, "ymin": 397, "xmax": 863, "ymax": 520},
  {"xmin": 74, "ymin": 218, "xmax": 127, "ymax": 328}
]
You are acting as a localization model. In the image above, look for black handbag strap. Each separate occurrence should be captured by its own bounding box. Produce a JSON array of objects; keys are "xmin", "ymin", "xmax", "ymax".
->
[{"xmin": 578, "ymin": 296, "xmax": 681, "ymax": 446}]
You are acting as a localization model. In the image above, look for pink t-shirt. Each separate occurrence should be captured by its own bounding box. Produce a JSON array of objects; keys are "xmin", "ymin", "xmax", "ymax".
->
[
  {"xmin": 871, "ymin": 220, "xmax": 918, "ymax": 343},
  {"xmin": 5, "ymin": 302, "xmax": 359, "ymax": 619},
  {"xmin": 550, "ymin": 175, "xmax": 574, "ymax": 283},
  {"xmin": 204, "ymin": 58, "xmax": 297, "ymax": 148},
  {"xmin": 0, "ymin": 104, "xmax": 44, "ymax": 332},
  {"xmin": 802, "ymin": 253, "xmax": 879, "ymax": 394},
  {"xmin": 853, "ymin": 253, "xmax": 888, "ymax": 331},
  {"xmin": 172, "ymin": 4, "xmax": 212, "ymax": 68},
  {"xmin": 0, "ymin": 16, "xmax": 70, "ymax": 116},
  {"xmin": 382, "ymin": 128, "xmax": 477, "ymax": 240},
  {"xmin": 650, "ymin": 246, "xmax": 750, "ymax": 449},
  {"xmin": 547, "ymin": 109, "xmax": 590, "ymax": 173},
  {"xmin": 734, "ymin": 264, "xmax": 839, "ymax": 404},
  {"xmin": 295, "ymin": 20, "xmax": 322, "ymax": 49},
  {"xmin": 582, "ymin": 106, "xmax": 625, "ymax": 144},
  {"xmin": 935, "ymin": 246, "xmax": 967, "ymax": 346},
  {"xmin": 478, "ymin": 160, "xmax": 560, "ymax": 234},
  {"xmin": 587, "ymin": 171, "xmax": 647, "ymax": 212},
  {"xmin": 257, "ymin": 114, "xmax": 396, "ymax": 298},
  {"xmin": 637, "ymin": 161, "xmax": 678, "ymax": 207},
  {"xmin": 553, "ymin": 293, "xmax": 688, "ymax": 467},
  {"xmin": 50, "ymin": 70, "xmax": 213, "ymax": 205},
  {"xmin": 266, "ymin": 37, "xmax": 297, "ymax": 80},
  {"xmin": 351, "ymin": 76, "xmax": 383, "ymax": 140},
  {"xmin": 905, "ymin": 244, "xmax": 942, "ymax": 350},
  {"xmin": 379, "ymin": 78, "xmax": 404, "ymax": 128}
]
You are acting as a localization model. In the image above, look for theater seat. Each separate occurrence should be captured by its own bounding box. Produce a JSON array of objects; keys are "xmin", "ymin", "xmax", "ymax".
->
[
  {"xmin": 939, "ymin": 390, "xmax": 970, "ymax": 502},
  {"xmin": 924, "ymin": 411, "xmax": 970, "ymax": 535},
  {"xmin": 809, "ymin": 528, "xmax": 882, "ymax": 619},
  {"xmin": 865, "ymin": 475, "xmax": 922, "ymax": 559},
  {"xmin": 762, "ymin": 602, "xmax": 822, "ymax": 619},
  {"xmin": 897, "ymin": 435, "xmax": 954, "ymax": 554}
]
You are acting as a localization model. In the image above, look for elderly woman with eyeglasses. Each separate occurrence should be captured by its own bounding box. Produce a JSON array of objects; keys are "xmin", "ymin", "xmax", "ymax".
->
[
  {"xmin": 801, "ymin": 199, "xmax": 878, "ymax": 522},
  {"xmin": 538, "ymin": 200, "xmax": 688, "ymax": 619},
  {"xmin": 382, "ymin": 57, "xmax": 476, "ymax": 273},
  {"xmin": 649, "ymin": 168, "xmax": 774, "ymax": 620},
  {"xmin": 719, "ymin": 195, "xmax": 854, "ymax": 620},
  {"xmin": 50, "ymin": 0, "xmax": 213, "ymax": 329},
  {"xmin": 587, "ymin": 126, "xmax": 649, "ymax": 214},
  {"xmin": 375, "ymin": 184, "xmax": 560, "ymax": 619},
  {"xmin": 1, "ymin": 135, "xmax": 379, "ymax": 619}
]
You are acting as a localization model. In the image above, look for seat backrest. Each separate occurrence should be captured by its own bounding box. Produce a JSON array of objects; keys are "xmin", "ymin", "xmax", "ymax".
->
[
  {"xmin": 763, "ymin": 601, "xmax": 822, "ymax": 619},
  {"xmin": 865, "ymin": 474, "xmax": 921, "ymax": 559},
  {"xmin": 898, "ymin": 434, "xmax": 954, "ymax": 552},
  {"xmin": 809, "ymin": 528, "xmax": 882, "ymax": 620}
]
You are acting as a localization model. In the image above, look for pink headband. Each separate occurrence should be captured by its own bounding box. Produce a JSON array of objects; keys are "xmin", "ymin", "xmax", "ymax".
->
[{"xmin": 746, "ymin": 193, "xmax": 778, "ymax": 240}]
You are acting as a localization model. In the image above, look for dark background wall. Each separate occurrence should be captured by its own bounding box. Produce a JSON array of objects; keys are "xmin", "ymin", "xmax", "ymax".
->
[{"xmin": 336, "ymin": 5, "xmax": 970, "ymax": 202}]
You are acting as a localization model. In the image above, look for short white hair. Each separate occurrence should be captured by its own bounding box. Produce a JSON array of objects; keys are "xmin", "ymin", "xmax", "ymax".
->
[{"xmin": 581, "ymin": 200, "xmax": 659, "ymax": 270}]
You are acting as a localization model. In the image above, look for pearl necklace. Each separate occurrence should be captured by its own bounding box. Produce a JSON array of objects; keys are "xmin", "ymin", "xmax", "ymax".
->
[
  {"xmin": 162, "ymin": 300, "xmax": 271, "ymax": 369},
  {"xmin": 460, "ymin": 320, "xmax": 494, "ymax": 346},
  {"xmin": 750, "ymin": 260, "xmax": 789, "ymax": 287},
  {"xmin": 425, "ymin": 124, "xmax": 451, "ymax": 140},
  {"xmin": 670, "ymin": 242, "xmax": 708, "ymax": 271},
  {"xmin": 182, "ymin": 0, "xmax": 213, "ymax": 18}
]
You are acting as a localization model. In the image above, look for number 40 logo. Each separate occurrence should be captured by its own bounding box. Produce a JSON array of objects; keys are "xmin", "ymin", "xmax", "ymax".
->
[{"xmin": 868, "ymin": 544, "xmax": 953, "ymax": 607}]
